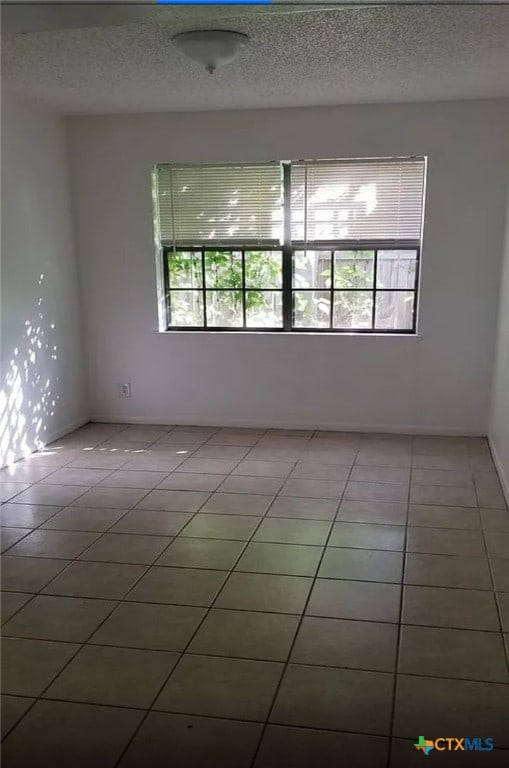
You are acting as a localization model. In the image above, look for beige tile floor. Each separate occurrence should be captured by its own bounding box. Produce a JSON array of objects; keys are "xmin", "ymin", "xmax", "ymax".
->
[{"xmin": 1, "ymin": 423, "xmax": 509, "ymax": 767}]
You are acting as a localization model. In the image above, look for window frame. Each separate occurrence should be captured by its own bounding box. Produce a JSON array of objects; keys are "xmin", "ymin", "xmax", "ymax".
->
[
  {"xmin": 163, "ymin": 245, "xmax": 285, "ymax": 332},
  {"xmin": 162, "ymin": 242, "xmax": 420, "ymax": 334},
  {"xmin": 158, "ymin": 158, "xmax": 424, "ymax": 334}
]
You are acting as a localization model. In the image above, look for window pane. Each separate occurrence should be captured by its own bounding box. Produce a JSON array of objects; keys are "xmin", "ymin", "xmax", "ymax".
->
[
  {"xmin": 293, "ymin": 291, "xmax": 330, "ymax": 328},
  {"xmin": 168, "ymin": 252, "xmax": 202, "ymax": 288},
  {"xmin": 375, "ymin": 291, "xmax": 414, "ymax": 330},
  {"xmin": 334, "ymin": 251, "xmax": 374, "ymax": 288},
  {"xmin": 377, "ymin": 250, "xmax": 417, "ymax": 289},
  {"xmin": 333, "ymin": 291, "xmax": 373, "ymax": 329},
  {"xmin": 169, "ymin": 290, "xmax": 203, "ymax": 326},
  {"xmin": 246, "ymin": 291, "xmax": 283, "ymax": 327},
  {"xmin": 206, "ymin": 291, "xmax": 243, "ymax": 327},
  {"xmin": 245, "ymin": 251, "xmax": 282, "ymax": 288},
  {"xmin": 204, "ymin": 251, "xmax": 242, "ymax": 288},
  {"xmin": 293, "ymin": 251, "xmax": 331, "ymax": 289}
]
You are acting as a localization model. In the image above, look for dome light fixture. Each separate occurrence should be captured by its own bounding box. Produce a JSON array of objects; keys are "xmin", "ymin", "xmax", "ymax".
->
[{"xmin": 172, "ymin": 30, "xmax": 249, "ymax": 75}]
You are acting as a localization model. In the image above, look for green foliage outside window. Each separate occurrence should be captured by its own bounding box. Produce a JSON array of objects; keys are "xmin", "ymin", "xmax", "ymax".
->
[{"xmin": 168, "ymin": 250, "xmax": 282, "ymax": 326}]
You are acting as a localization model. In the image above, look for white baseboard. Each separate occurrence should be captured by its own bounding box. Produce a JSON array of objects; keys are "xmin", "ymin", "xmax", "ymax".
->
[
  {"xmin": 91, "ymin": 414, "xmax": 486, "ymax": 437},
  {"xmin": 488, "ymin": 436, "xmax": 509, "ymax": 506}
]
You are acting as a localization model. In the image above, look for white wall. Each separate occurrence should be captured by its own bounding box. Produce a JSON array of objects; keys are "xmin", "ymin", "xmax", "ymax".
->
[
  {"xmin": 1, "ymin": 93, "xmax": 87, "ymax": 465},
  {"xmin": 490, "ymin": 185, "xmax": 509, "ymax": 499},
  {"xmin": 68, "ymin": 100, "xmax": 509, "ymax": 434}
]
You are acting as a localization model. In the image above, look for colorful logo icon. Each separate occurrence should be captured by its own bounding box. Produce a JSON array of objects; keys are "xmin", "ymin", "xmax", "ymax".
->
[
  {"xmin": 414, "ymin": 736, "xmax": 495, "ymax": 755},
  {"xmin": 414, "ymin": 736, "xmax": 435, "ymax": 756}
]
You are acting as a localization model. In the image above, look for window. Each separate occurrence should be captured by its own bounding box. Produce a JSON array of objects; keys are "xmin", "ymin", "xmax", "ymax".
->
[{"xmin": 154, "ymin": 157, "xmax": 426, "ymax": 332}]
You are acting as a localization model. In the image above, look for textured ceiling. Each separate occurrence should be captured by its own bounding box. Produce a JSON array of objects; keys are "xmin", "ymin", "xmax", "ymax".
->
[{"xmin": 2, "ymin": 4, "xmax": 509, "ymax": 114}]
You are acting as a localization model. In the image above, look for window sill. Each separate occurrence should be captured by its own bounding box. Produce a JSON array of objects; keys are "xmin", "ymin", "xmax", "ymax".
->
[{"xmin": 154, "ymin": 330, "xmax": 423, "ymax": 339}]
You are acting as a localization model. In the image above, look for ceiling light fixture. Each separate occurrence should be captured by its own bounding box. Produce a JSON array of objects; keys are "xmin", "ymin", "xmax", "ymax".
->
[{"xmin": 172, "ymin": 30, "xmax": 249, "ymax": 75}]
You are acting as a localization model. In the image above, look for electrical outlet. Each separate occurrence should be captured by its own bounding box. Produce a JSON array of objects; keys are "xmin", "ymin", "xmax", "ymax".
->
[{"xmin": 118, "ymin": 382, "xmax": 131, "ymax": 398}]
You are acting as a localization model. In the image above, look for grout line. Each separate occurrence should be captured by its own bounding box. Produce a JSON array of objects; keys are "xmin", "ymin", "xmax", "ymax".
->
[
  {"xmin": 6, "ymin": 564, "xmax": 503, "ymax": 592},
  {"xmin": 2, "ymin": 515, "xmax": 506, "ymax": 535},
  {"xmin": 247, "ymin": 441, "xmax": 356, "ymax": 767},
  {"xmin": 2, "ymin": 599, "xmax": 506, "ymax": 632},
  {"xmin": 3, "ymin": 618, "xmax": 508, "ymax": 647},
  {"xmin": 3, "ymin": 530, "xmax": 501, "ymax": 558},
  {"xmin": 4, "ymin": 639, "xmax": 509, "ymax": 688},
  {"xmin": 479, "ymin": 521, "xmax": 509, "ymax": 678},
  {"xmin": 385, "ymin": 453, "xmax": 411, "ymax": 768}
]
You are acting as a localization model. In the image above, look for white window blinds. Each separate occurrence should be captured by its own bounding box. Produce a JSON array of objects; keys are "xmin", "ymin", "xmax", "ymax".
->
[
  {"xmin": 155, "ymin": 163, "xmax": 283, "ymax": 246},
  {"xmin": 290, "ymin": 158, "xmax": 425, "ymax": 244}
]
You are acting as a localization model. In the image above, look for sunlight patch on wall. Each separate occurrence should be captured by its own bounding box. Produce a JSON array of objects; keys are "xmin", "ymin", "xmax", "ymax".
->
[{"xmin": 0, "ymin": 274, "xmax": 61, "ymax": 467}]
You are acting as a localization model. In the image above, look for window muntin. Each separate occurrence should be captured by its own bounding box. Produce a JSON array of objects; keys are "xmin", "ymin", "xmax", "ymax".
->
[
  {"xmin": 155, "ymin": 158, "xmax": 425, "ymax": 333},
  {"xmin": 165, "ymin": 249, "xmax": 284, "ymax": 330},
  {"xmin": 289, "ymin": 247, "xmax": 419, "ymax": 331}
]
